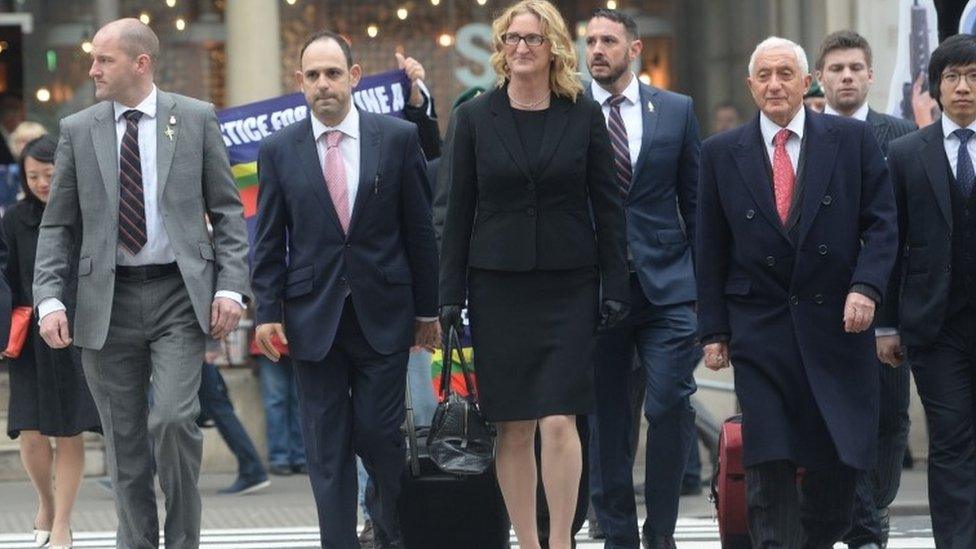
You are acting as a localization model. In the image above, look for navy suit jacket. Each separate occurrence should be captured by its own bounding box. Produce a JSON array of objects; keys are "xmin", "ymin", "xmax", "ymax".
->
[
  {"xmin": 696, "ymin": 109, "xmax": 897, "ymax": 469},
  {"xmin": 586, "ymin": 82, "xmax": 700, "ymax": 305},
  {"xmin": 251, "ymin": 109, "xmax": 438, "ymax": 361}
]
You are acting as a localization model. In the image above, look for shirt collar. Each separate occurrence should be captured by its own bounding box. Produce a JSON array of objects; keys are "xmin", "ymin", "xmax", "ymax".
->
[
  {"xmin": 590, "ymin": 72, "xmax": 640, "ymax": 107},
  {"xmin": 760, "ymin": 107, "xmax": 805, "ymax": 146},
  {"xmin": 114, "ymin": 85, "xmax": 157, "ymax": 122},
  {"xmin": 823, "ymin": 101, "xmax": 870, "ymax": 121},
  {"xmin": 942, "ymin": 112, "xmax": 976, "ymax": 139},
  {"xmin": 310, "ymin": 105, "xmax": 360, "ymax": 143}
]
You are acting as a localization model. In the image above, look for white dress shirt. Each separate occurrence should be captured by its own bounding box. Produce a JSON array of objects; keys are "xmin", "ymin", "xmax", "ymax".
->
[
  {"xmin": 39, "ymin": 86, "xmax": 242, "ymax": 322},
  {"xmin": 310, "ymin": 105, "xmax": 361, "ymax": 214},
  {"xmin": 941, "ymin": 112, "xmax": 976, "ymax": 179},
  {"xmin": 591, "ymin": 74, "xmax": 643, "ymax": 167},
  {"xmin": 823, "ymin": 101, "xmax": 869, "ymax": 122},
  {"xmin": 759, "ymin": 107, "xmax": 805, "ymax": 173}
]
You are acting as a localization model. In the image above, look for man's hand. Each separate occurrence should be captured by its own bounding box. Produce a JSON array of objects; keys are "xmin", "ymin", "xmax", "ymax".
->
[
  {"xmin": 415, "ymin": 319, "xmax": 441, "ymax": 351},
  {"xmin": 39, "ymin": 310, "xmax": 72, "ymax": 349},
  {"xmin": 912, "ymin": 74, "xmax": 938, "ymax": 128},
  {"xmin": 876, "ymin": 334, "xmax": 904, "ymax": 367},
  {"xmin": 210, "ymin": 297, "xmax": 243, "ymax": 340},
  {"xmin": 843, "ymin": 291, "xmax": 876, "ymax": 333},
  {"xmin": 597, "ymin": 299, "xmax": 629, "ymax": 332},
  {"xmin": 396, "ymin": 52, "xmax": 426, "ymax": 107},
  {"xmin": 255, "ymin": 323, "xmax": 288, "ymax": 362},
  {"xmin": 703, "ymin": 342, "xmax": 730, "ymax": 371}
]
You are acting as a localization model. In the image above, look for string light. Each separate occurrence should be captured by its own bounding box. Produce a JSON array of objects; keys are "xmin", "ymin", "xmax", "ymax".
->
[
  {"xmin": 139, "ymin": 12, "xmax": 151, "ymax": 24},
  {"xmin": 166, "ymin": 0, "xmax": 177, "ymax": 6},
  {"xmin": 606, "ymin": 0, "xmax": 617, "ymax": 8},
  {"xmin": 36, "ymin": 88, "xmax": 51, "ymax": 102},
  {"xmin": 81, "ymin": 40, "xmax": 93, "ymax": 53},
  {"xmin": 438, "ymin": 33, "xmax": 454, "ymax": 47},
  {"xmin": 285, "ymin": 0, "xmax": 297, "ymax": 4},
  {"xmin": 431, "ymin": 0, "xmax": 440, "ymax": 5},
  {"xmin": 175, "ymin": 17, "xmax": 186, "ymax": 31},
  {"xmin": 397, "ymin": 7, "xmax": 408, "ymax": 20},
  {"xmin": 476, "ymin": 0, "xmax": 487, "ymax": 5},
  {"xmin": 576, "ymin": 22, "xmax": 586, "ymax": 38},
  {"xmin": 367, "ymin": 24, "xmax": 379, "ymax": 38}
]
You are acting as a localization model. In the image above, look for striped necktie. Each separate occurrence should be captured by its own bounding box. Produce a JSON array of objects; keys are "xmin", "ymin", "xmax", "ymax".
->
[
  {"xmin": 606, "ymin": 94, "xmax": 633, "ymax": 195},
  {"xmin": 118, "ymin": 109, "xmax": 147, "ymax": 255}
]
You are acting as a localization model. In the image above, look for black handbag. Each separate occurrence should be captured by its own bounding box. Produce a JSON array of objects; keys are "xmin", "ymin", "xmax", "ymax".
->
[{"xmin": 426, "ymin": 325, "xmax": 495, "ymax": 475}]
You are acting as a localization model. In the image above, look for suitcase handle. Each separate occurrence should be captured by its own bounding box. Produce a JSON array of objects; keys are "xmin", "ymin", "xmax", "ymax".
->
[{"xmin": 404, "ymin": 378, "xmax": 421, "ymax": 477}]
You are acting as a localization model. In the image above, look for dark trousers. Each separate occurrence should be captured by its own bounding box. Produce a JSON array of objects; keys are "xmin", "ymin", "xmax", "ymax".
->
[
  {"xmin": 198, "ymin": 362, "xmax": 267, "ymax": 483},
  {"xmin": 588, "ymin": 275, "xmax": 699, "ymax": 547},
  {"xmin": 746, "ymin": 460, "xmax": 858, "ymax": 549},
  {"xmin": 909, "ymin": 307, "xmax": 976, "ymax": 549},
  {"xmin": 294, "ymin": 301, "xmax": 408, "ymax": 549},
  {"xmin": 844, "ymin": 359, "xmax": 911, "ymax": 547}
]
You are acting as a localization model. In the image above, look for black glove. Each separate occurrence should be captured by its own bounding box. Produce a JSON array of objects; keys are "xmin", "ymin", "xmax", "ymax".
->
[
  {"xmin": 598, "ymin": 299, "xmax": 629, "ymax": 331},
  {"xmin": 439, "ymin": 305, "xmax": 463, "ymax": 340}
]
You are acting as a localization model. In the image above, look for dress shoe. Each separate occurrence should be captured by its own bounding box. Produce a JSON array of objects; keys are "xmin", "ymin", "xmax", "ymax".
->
[
  {"xmin": 218, "ymin": 476, "xmax": 270, "ymax": 495},
  {"xmin": 642, "ymin": 532, "xmax": 677, "ymax": 549},
  {"xmin": 268, "ymin": 464, "xmax": 292, "ymax": 476},
  {"xmin": 32, "ymin": 528, "xmax": 50, "ymax": 547},
  {"xmin": 291, "ymin": 463, "xmax": 308, "ymax": 475}
]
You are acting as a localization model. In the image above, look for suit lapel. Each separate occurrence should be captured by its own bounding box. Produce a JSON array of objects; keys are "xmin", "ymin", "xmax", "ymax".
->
[
  {"xmin": 348, "ymin": 111, "xmax": 381, "ymax": 235},
  {"xmin": 631, "ymin": 84, "xmax": 659, "ymax": 179},
  {"xmin": 156, "ymin": 91, "xmax": 177, "ymax": 202},
  {"xmin": 294, "ymin": 118, "xmax": 344, "ymax": 235},
  {"xmin": 91, "ymin": 102, "xmax": 119, "ymax": 213},
  {"xmin": 490, "ymin": 87, "xmax": 534, "ymax": 182},
  {"xmin": 535, "ymin": 95, "xmax": 571, "ymax": 179},
  {"xmin": 732, "ymin": 116, "xmax": 791, "ymax": 243},
  {"xmin": 920, "ymin": 120, "xmax": 952, "ymax": 226},
  {"xmin": 794, "ymin": 110, "xmax": 840, "ymax": 248},
  {"xmin": 867, "ymin": 109, "xmax": 891, "ymax": 149}
]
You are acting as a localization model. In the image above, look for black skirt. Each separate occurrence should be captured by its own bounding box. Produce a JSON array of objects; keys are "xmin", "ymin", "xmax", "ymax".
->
[
  {"xmin": 467, "ymin": 266, "xmax": 599, "ymax": 421},
  {"xmin": 6, "ymin": 327, "xmax": 101, "ymax": 439}
]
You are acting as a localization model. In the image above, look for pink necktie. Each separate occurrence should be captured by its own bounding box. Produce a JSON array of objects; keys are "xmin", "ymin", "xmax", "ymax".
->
[
  {"xmin": 772, "ymin": 128, "xmax": 795, "ymax": 226},
  {"xmin": 323, "ymin": 130, "xmax": 350, "ymax": 234}
]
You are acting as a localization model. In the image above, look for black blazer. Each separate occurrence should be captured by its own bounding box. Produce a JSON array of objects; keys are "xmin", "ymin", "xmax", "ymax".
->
[
  {"xmin": 439, "ymin": 86, "xmax": 628, "ymax": 305},
  {"xmin": 880, "ymin": 120, "xmax": 960, "ymax": 346},
  {"xmin": 866, "ymin": 108, "xmax": 917, "ymax": 158}
]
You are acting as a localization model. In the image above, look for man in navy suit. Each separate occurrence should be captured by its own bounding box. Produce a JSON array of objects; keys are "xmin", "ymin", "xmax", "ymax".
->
[
  {"xmin": 696, "ymin": 37, "xmax": 897, "ymax": 547},
  {"xmin": 250, "ymin": 31, "xmax": 439, "ymax": 549},
  {"xmin": 584, "ymin": 9, "xmax": 701, "ymax": 549}
]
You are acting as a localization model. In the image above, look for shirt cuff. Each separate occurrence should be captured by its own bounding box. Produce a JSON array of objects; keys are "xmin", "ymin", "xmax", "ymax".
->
[
  {"xmin": 701, "ymin": 333, "xmax": 730, "ymax": 345},
  {"xmin": 415, "ymin": 316, "xmax": 438, "ymax": 322},
  {"xmin": 37, "ymin": 298, "xmax": 66, "ymax": 325},
  {"xmin": 849, "ymin": 283, "xmax": 881, "ymax": 304},
  {"xmin": 215, "ymin": 291, "xmax": 246, "ymax": 310},
  {"xmin": 875, "ymin": 327, "xmax": 899, "ymax": 337}
]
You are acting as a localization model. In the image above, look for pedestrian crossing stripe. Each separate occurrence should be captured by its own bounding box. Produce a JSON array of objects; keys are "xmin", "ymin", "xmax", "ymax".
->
[{"xmin": 0, "ymin": 520, "xmax": 936, "ymax": 548}]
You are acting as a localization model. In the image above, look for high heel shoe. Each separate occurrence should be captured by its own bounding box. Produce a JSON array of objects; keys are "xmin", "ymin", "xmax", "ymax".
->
[
  {"xmin": 49, "ymin": 529, "xmax": 72, "ymax": 549},
  {"xmin": 31, "ymin": 528, "xmax": 50, "ymax": 547}
]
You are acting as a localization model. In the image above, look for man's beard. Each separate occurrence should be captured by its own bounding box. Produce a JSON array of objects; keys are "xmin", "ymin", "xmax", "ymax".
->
[{"xmin": 592, "ymin": 62, "xmax": 628, "ymax": 86}]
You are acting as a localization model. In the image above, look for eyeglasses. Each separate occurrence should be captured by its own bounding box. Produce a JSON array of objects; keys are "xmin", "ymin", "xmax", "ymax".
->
[
  {"xmin": 501, "ymin": 33, "xmax": 546, "ymax": 47},
  {"xmin": 942, "ymin": 71, "xmax": 976, "ymax": 86}
]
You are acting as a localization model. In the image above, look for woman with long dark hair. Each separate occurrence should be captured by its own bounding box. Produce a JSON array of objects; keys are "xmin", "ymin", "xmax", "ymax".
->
[{"xmin": 4, "ymin": 135, "xmax": 100, "ymax": 549}]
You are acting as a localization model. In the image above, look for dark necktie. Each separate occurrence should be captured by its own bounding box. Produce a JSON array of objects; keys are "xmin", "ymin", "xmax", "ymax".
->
[
  {"xmin": 606, "ymin": 94, "xmax": 633, "ymax": 195},
  {"xmin": 955, "ymin": 128, "xmax": 975, "ymax": 199},
  {"xmin": 119, "ymin": 109, "xmax": 147, "ymax": 255}
]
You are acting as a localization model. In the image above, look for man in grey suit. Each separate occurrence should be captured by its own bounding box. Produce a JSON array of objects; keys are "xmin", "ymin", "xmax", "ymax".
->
[
  {"xmin": 815, "ymin": 30, "xmax": 917, "ymax": 549},
  {"xmin": 33, "ymin": 19, "xmax": 250, "ymax": 549}
]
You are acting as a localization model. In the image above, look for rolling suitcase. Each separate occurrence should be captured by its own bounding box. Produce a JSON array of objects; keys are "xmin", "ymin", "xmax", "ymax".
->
[
  {"xmin": 712, "ymin": 415, "xmax": 751, "ymax": 549},
  {"xmin": 397, "ymin": 382, "xmax": 511, "ymax": 549}
]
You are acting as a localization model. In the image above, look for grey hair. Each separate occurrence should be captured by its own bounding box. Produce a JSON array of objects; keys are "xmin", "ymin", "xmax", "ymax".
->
[{"xmin": 748, "ymin": 36, "xmax": 809, "ymax": 76}]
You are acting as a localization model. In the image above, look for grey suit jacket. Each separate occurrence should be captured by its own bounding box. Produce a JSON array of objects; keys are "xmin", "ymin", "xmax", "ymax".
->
[{"xmin": 33, "ymin": 89, "xmax": 251, "ymax": 350}]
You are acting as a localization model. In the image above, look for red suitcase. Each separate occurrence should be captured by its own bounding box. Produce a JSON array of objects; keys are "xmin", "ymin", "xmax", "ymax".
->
[{"xmin": 712, "ymin": 415, "xmax": 751, "ymax": 549}]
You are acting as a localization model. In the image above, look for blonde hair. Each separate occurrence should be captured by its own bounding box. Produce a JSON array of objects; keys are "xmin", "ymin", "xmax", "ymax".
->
[
  {"xmin": 10, "ymin": 121, "xmax": 48, "ymax": 159},
  {"xmin": 490, "ymin": 0, "xmax": 583, "ymax": 101}
]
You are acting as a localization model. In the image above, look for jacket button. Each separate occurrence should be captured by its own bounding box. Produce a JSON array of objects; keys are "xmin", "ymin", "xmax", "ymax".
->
[
  {"xmin": 790, "ymin": 295, "xmax": 799, "ymax": 305},
  {"xmin": 765, "ymin": 255, "xmax": 776, "ymax": 267},
  {"xmin": 526, "ymin": 207, "xmax": 535, "ymax": 216},
  {"xmin": 818, "ymin": 244, "xmax": 828, "ymax": 255},
  {"xmin": 746, "ymin": 209, "xmax": 756, "ymax": 220},
  {"xmin": 814, "ymin": 294, "xmax": 824, "ymax": 304},
  {"xmin": 527, "ymin": 183, "xmax": 536, "ymax": 191},
  {"xmin": 345, "ymin": 243, "xmax": 351, "ymax": 248},
  {"xmin": 822, "ymin": 195, "xmax": 832, "ymax": 206},
  {"xmin": 948, "ymin": 232, "xmax": 953, "ymax": 241},
  {"xmin": 946, "ymin": 265, "xmax": 952, "ymax": 273}
]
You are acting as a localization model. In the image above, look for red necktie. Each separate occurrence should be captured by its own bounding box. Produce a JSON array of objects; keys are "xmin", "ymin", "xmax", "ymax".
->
[{"xmin": 772, "ymin": 128, "xmax": 795, "ymax": 226}]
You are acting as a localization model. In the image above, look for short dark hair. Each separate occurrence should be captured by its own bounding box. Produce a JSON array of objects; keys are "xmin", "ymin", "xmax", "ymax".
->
[
  {"xmin": 299, "ymin": 30, "xmax": 353, "ymax": 69},
  {"xmin": 815, "ymin": 30, "xmax": 872, "ymax": 71},
  {"xmin": 590, "ymin": 8, "xmax": 639, "ymax": 40},
  {"xmin": 19, "ymin": 134, "xmax": 57, "ymax": 204},
  {"xmin": 929, "ymin": 33, "xmax": 976, "ymax": 108}
]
